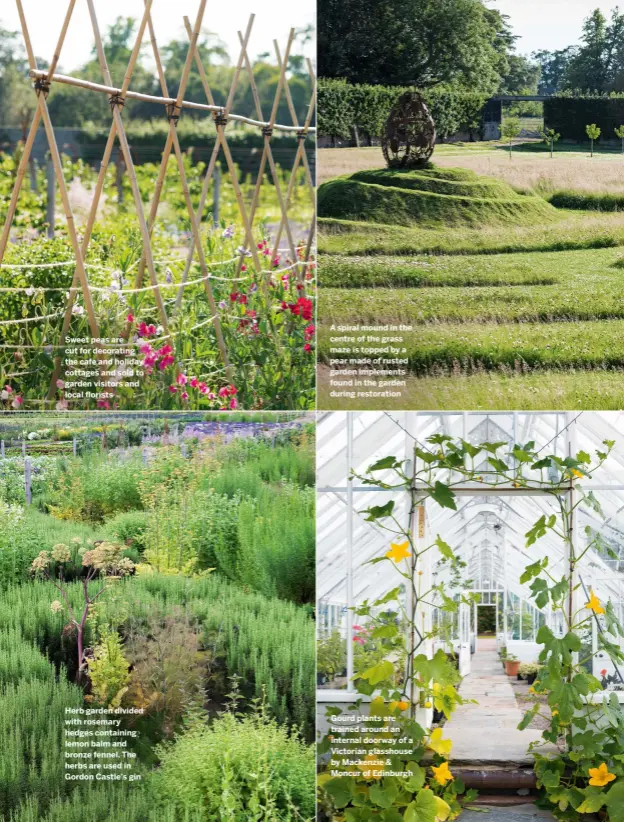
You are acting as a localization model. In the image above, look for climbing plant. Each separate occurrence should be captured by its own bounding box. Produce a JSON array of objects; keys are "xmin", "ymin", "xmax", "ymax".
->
[{"xmin": 317, "ymin": 433, "xmax": 624, "ymax": 821}]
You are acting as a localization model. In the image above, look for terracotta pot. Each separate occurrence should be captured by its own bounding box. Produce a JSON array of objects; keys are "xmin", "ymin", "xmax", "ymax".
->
[{"xmin": 505, "ymin": 659, "xmax": 521, "ymax": 677}]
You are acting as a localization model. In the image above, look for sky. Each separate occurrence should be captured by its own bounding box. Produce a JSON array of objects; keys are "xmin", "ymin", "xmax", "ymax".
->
[
  {"xmin": 1, "ymin": 0, "xmax": 316, "ymax": 72},
  {"xmin": 487, "ymin": 0, "xmax": 620, "ymax": 55}
]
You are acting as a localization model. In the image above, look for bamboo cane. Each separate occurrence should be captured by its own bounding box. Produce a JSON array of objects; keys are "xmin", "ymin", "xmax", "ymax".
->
[
  {"xmin": 27, "ymin": 69, "xmax": 314, "ymax": 133},
  {"xmin": 47, "ymin": 126, "xmax": 118, "ymax": 400},
  {"xmin": 276, "ymin": 44, "xmax": 315, "ymax": 197},
  {"xmin": 14, "ymin": 0, "xmax": 99, "ymax": 342},
  {"xmin": 86, "ymin": 0, "xmax": 171, "ymax": 343},
  {"xmin": 127, "ymin": 0, "xmax": 213, "ymax": 323},
  {"xmin": 270, "ymin": 60, "xmax": 316, "ymax": 269},
  {"xmin": 236, "ymin": 30, "xmax": 298, "ymax": 281},
  {"xmin": 175, "ymin": 14, "xmax": 259, "ymax": 309},
  {"xmin": 0, "ymin": 0, "xmax": 76, "ymax": 263},
  {"xmin": 47, "ymin": 4, "xmax": 156, "ymax": 399},
  {"xmin": 145, "ymin": 4, "xmax": 231, "ymax": 380},
  {"xmin": 0, "ymin": 108, "xmax": 42, "ymax": 264},
  {"xmin": 185, "ymin": 16, "xmax": 262, "ymax": 275}
]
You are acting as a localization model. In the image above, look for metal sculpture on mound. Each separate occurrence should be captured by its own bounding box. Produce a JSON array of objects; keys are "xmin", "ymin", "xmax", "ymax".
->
[{"xmin": 382, "ymin": 91, "xmax": 436, "ymax": 168}]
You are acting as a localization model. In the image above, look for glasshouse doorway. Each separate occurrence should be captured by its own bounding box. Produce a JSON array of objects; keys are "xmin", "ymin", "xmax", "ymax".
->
[{"xmin": 317, "ymin": 411, "xmax": 624, "ymax": 814}]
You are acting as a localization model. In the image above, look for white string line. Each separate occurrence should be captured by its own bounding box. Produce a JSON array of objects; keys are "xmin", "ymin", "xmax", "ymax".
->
[
  {"xmin": 29, "ymin": 69, "xmax": 316, "ymax": 136},
  {"xmin": 0, "ymin": 260, "xmax": 312, "ymax": 295},
  {"xmin": 0, "ymin": 311, "xmax": 64, "ymax": 326}
]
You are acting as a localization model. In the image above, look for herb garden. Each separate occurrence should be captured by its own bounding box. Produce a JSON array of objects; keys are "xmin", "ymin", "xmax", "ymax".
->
[
  {"xmin": 317, "ymin": 411, "xmax": 624, "ymax": 820},
  {"xmin": 0, "ymin": 0, "xmax": 316, "ymax": 411},
  {"xmin": 0, "ymin": 411, "xmax": 315, "ymax": 821}
]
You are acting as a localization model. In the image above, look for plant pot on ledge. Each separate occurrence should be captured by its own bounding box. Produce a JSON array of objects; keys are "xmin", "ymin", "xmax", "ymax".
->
[{"xmin": 505, "ymin": 659, "xmax": 521, "ymax": 677}]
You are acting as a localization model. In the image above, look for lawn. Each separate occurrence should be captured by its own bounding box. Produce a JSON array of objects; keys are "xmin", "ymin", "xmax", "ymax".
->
[
  {"xmin": 0, "ymin": 413, "xmax": 315, "ymax": 822},
  {"xmin": 318, "ymin": 140, "xmax": 624, "ymax": 409}
]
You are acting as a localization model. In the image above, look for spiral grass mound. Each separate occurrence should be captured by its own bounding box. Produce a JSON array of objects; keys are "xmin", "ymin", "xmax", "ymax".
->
[{"xmin": 318, "ymin": 166, "xmax": 558, "ymax": 228}]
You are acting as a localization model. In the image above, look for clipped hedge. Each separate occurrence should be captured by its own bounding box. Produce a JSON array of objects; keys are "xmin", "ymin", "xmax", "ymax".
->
[
  {"xmin": 318, "ymin": 79, "xmax": 489, "ymax": 142},
  {"xmin": 545, "ymin": 94, "xmax": 624, "ymax": 142}
]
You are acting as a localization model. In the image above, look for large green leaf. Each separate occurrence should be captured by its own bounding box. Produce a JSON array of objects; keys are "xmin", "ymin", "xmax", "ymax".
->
[
  {"xmin": 324, "ymin": 776, "xmax": 355, "ymax": 808},
  {"xmin": 606, "ymin": 781, "xmax": 624, "ymax": 822},
  {"xmin": 430, "ymin": 482, "xmax": 456, "ymax": 511},
  {"xmin": 404, "ymin": 789, "xmax": 438, "ymax": 822},
  {"xmin": 359, "ymin": 660, "xmax": 394, "ymax": 685},
  {"xmin": 361, "ymin": 501, "xmax": 395, "ymax": 522},
  {"xmin": 368, "ymin": 456, "xmax": 401, "ymax": 472}
]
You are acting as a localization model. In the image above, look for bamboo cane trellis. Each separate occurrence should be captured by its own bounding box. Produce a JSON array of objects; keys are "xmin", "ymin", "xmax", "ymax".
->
[{"xmin": 0, "ymin": 0, "xmax": 316, "ymax": 406}]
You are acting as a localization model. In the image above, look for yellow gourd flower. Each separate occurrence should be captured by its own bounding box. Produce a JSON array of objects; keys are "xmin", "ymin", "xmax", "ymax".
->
[
  {"xmin": 585, "ymin": 589, "xmax": 605, "ymax": 615},
  {"xmin": 427, "ymin": 728, "xmax": 452, "ymax": 756},
  {"xmin": 385, "ymin": 541, "xmax": 411, "ymax": 562},
  {"xmin": 588, "ymin": 763, "xmax": 616, "ymax": 787},
  {"xmin": 431, "ymin": 761, "xmax": 453, "ymax": 786}
]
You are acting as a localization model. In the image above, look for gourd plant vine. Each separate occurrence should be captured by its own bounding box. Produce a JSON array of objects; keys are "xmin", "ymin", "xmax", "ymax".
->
[{"xmin": 317, "ymin": 433, "xmax": 624, "ymax": 822}]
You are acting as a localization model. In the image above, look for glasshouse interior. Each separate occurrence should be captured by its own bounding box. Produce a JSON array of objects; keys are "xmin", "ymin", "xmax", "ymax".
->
[{"xmin": 317, "ymin": 411, "xmax": 624, "ymax": 820}]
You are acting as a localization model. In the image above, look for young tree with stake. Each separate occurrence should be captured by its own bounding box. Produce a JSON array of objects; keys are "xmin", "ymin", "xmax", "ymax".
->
[
  {"xmin": 586, "ymin": 123, "xmax": 601, "ymax": 157},
  {"xmin": 501, "ymin": 117, "xmax": 521, "ymax": 159}
]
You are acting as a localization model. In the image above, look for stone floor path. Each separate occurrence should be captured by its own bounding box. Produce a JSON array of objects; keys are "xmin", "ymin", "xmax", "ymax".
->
[
  {"xmin": 460, "ymin": 806, "xmax": 556, "ymax": 821},
  {"xmin": 444, "ymin": 641, "xmax": 559, "ymax": 766}
]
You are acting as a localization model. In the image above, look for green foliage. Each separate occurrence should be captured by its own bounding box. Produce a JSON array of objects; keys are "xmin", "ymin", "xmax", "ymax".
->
[
  {"xmin": 318, "ymin": 0, "xmax": 511, "ymax": 92},
  {"xmin": 105, "ymin": 510, "xmax": 148, "ymax": 552},
  {"xmin": 86, "ymin": 629, "xmax": 130, "ymax": 707},
  {"xmin": 318, "ymin": 79, "xmax": 489, "ymax": 141},
  {"xmin": 318, "ymin": 170, "xmax": 555, "ymax": 228},
  {"xmin": 317, "ymin": 630, "xmax": 346, "ymax": 680},
  {"xmin": 545, "ymin": 96, "xmax": 624, "ymax": 141},
  {"xmin": 151, "ymin": 703, "xmax": 314, "ymax": 821}
]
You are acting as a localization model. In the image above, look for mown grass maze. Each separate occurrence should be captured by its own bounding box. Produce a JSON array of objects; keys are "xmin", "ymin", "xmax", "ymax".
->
[{"xmin": 318, "ymin": 142, "xmax": 624, "ymax": 409}]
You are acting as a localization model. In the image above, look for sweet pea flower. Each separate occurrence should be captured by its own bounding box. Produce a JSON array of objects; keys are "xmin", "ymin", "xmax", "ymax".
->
[
  {"xmin": 11, "ymin": 396, "xmax": 23, "ymax": 409},
  {"xmin": 126, "ymin": 313, "xmax": 135, "ymax": 323},
  {"xmin": 229, "ymin": 398, "xmax": 238, "ymax": 410},
  {"xmin": 56, "ymin": 379, "xmax": 65, "ymax": 389},
  {"xmin": 169, "ymin": 385, "xmax": 178, "ymax": 394},
  {"xmin": 190, "ymin": 377, "xmax": 199, "ymax": 388},
  {"xmin": 177, "ymin": 373, "xmax": 188, "ymax": 386},
  {"xmin": 222, "ymin": 224, "xmax": 235, "ymax": 239},
  {"xmin": 181, "ymin": 391, "xmax": 189, "ymax": 401},
  {"xmin": 55, "ymin": 399, "xmax": 69, "ymax": 411}
]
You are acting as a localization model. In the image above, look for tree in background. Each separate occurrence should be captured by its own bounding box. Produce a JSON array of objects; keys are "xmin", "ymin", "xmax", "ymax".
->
[
  {"xmin": 318, "ymin": 0, "xmax": 513, "ymax": 92},
  {"xmin": 532, "ymin": 48, "xmax": 575, "ymax": 95},
  {"xmin": 501, "ymin": 116, "xmax": 521, "ymax": 159},
  {"xmin": 615, "ymin": 124, "xmax": 624, "ymax": 154},
  {"xmin": 541, "ymin": 127, "xmax": 560, "ymax": 158},
  {"xmin": 0, "ymin": 17, "xmax": 314, "ymax": 129},
  {"xmin": 563, "ymin": 8, "xmax": 624, "ymax": 92},
  {"xmin": 586, "ymin": 122, "xmax": 601, "ymax": 156}
]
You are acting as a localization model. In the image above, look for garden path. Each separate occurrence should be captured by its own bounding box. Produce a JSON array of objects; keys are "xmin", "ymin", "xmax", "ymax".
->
[{"xmin": 444, "ymin": 641, "xmax": 558, "ymax": 765}]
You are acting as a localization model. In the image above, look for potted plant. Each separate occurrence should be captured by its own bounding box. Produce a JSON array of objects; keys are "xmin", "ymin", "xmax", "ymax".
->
[
  {"xmin": 317, "ymin": 629, "xmax": 346, "ymax": 686},
  {"xmin": 518, "ymin": 661, "xmax": 540, "ymax": 685},
  {"xmin": 504, "ymin": 654, "xmax": 521, "ymax": 677}
]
